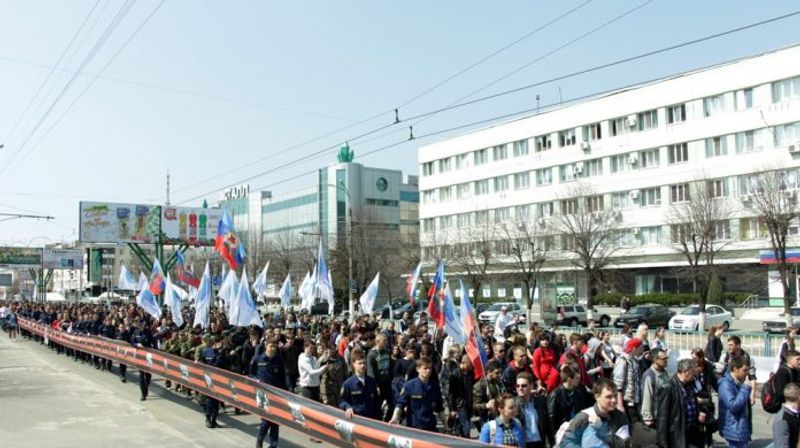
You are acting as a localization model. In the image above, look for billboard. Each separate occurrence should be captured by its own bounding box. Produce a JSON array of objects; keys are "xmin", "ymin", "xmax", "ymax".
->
[
  {"xmin": 42, "ymin": 249, "xmax": 84, "ymax": 269},
  {"xmin": 79, "ymin": 202, "xmax": 223, "ymax": 246},
  {"xmin": 0, "ymin": 273, "xmax": 12, "ymax": 286},
  {"xmin": 0, "ymin": 247, "xmax": 41, "ymax": 268}
]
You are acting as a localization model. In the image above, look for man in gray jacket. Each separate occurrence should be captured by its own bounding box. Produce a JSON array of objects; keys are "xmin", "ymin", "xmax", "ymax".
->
[
  {"xmin": 773, "ymin": 382, "xmax": 800, "ymax": 448},
  {"xmin": 640, "ymin": 349, "xmax": 669, "ymax": 427}
]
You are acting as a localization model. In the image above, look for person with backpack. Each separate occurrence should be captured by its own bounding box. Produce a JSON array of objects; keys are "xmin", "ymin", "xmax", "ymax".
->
[
  {"xmin": 479, "ymin": 393, "xmax": 525, "ymax": 447},
  {"xmin": 547, "ymin": 365, "xmax": 594, "ymax": 443},
  {"xmin": 773, "ymin": 382, "xmax": 800, "ymax": 448},
  {"xmin": 718, "ymin": 355, "xmax": 753, "ymax": 448},
  {"xmin": 559, "ymin": 378, "xmax": 631, "ymax": 448},
  {"xmin": 763, "ymin": 349, "xmax": 800, "ymax": 413}
]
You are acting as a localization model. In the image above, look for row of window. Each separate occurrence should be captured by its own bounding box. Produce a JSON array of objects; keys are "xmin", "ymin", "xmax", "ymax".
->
[
  {"xmin": 420, "ymin": 123, "xmax": 800, "ymax": 203},
  {"xmin": 421, "ymin": 76, "xmax": 800, "ymax": 177}
]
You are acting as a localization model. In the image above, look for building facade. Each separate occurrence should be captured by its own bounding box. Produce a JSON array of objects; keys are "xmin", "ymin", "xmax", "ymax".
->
[{"xmin": 418, "ymin": 44, "xmax": 800, "ymax": 301}]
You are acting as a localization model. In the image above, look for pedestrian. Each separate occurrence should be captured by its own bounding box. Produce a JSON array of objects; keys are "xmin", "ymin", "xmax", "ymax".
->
[
  {"xmin": 513, "ymin": 372, "xmax": 552, "ymax": 448},
  {"xmin": 479, "ymin": 392, "xmax": 525, "ymax": 447},
  {"xmin": 366, "ymin": 332, "xmax": 394, "ymax": 421},
  {"xmin": 445, "ymin": 354, "xmax": 474, "ymax": 438},
  {"xmin": 612, "ymin": 337, "xmax": 644, "ymax": 425},
  {"xmin": 547, "ymin": 364, "xmax": 594, "ymax": 442},
  {"xmin": 474, "ymin": 359, "xmax": 508, "ymax": 428},
  {"xmin": 320, "ymin": 344, "xmax": 347, "ymax": 407},
  {"xmin": 559, "ymin": 378, "xmax": 631, "ymax": 447},
  {"xmin": 298, "ymin": 338, "xmax": 328, "ymax": 403},
  {"xmin": 131, "ymin": 320, "xmax": 153, "ymax": 401},
  {"xmin": 200, "ymin": 336, "xmax": 229, "ymax": 428},
  {"xmin": 718, "ymin": 355, "xmax": 753, "ymax": 448},
  {"xmin": 705, "ymin": 325, "xmax": 724, "ymax": 370},
  {"xmin": 495, "ymin": 306, "xmax": 513, "ymax": 336},
  {"xmin": 390, "ymin": 357, "xmax": 445, "ymax": 431},
  {"xmin": 776, "ymin": 328, "xmax": 798, "ymax": 371},
  {"xmin": 773, "ymin": 382, "xmax": 800, "ymax": 448},
  {"xmin": 691, "ymin": 348, "xmax": 718, "ymax": 447},
  {"xmin": 656, "ymin": 358, "xmax": 706, "ymax": 448},
  {"xmin": 6, "ymin": 308, "xmax": 18, "ymax": 340},
  {"xmin": 251, "ymin": 337, "xmax": 285, "ymax": 448},
  {"xmin": 558, "ymin": 333, "xmax": 592, "ymax": 388},
  {"xmin": 640, "ymin": 348, "xmax": 669, "ymax": 428},
  {"xmin": 773, "ymin": 349, "xmax": 800, "ymax": 409},
  {"xmin": 503, "ymin": 345, "xmax": 536, "ymax": 394},
  {"xmin": 532, "ymin": 333, "xmax": 560, "ymax": 393},
  {"xmin": 719, "ymin": 335, "xmax": 757, "ymax": 401},
  {"xmin": 650, "ymin": 326, "xmax": 667, "ymax": 352},
  {"xmin": 340, "ymin": 348, "xmax": 380, "ymax": 419}
]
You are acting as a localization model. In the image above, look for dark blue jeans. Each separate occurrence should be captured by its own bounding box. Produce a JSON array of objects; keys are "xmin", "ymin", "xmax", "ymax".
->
[
  {"xmin": 454, "ymin": 408, "xmax": 471, "ymax": 438},
  {"xmin": 257, "ymin": 419, "xmax": 279, "ymax": 447},
  {"xmin": 205, "ymin": 396, "xmax": 219, "ymax": 419}
]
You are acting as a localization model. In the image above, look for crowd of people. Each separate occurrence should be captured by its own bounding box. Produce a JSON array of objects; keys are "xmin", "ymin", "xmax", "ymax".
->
[{"xmin": 0, "ymin": 298, "xmax": 797, "ymax": 448}]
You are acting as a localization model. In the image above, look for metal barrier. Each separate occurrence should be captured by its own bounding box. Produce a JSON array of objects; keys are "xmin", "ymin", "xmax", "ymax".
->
[{"xmin": 18, "ymin": 318, "xmax": 487, "ymax": 448}]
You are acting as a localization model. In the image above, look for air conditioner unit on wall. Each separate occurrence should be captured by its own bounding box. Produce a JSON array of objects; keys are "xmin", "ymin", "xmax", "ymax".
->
[
  {"xmin": 580, "ymin": 141, "xmax": 591, "ymax": 151},
  {"xmin": 631, "ymin": 227, "xmax": 640, "ymax": 235},
  {"xmin": 789, "ymin": 143, "xmax": 800, "ymax": 154},
  {"xmin": 740, "ymin": 194, "xmax": 752, "ymax": 203},
  {"xmin": 628, "ymin": 154, "xmax": 639, "ymax": 165},
  {"xmin": 537, "ymin": 217, "xmax": 546, "ymax": 226},
  {"xmin": 574, "ymin": 162, "xmax": 584, "ymax": 174},
  {"xmin": 626, "ymin": 114, "xmax": 638, "ymax": 127},
  {"xmin": 629, "ymin": 190, "xmax": 640, "ymax": 200}
]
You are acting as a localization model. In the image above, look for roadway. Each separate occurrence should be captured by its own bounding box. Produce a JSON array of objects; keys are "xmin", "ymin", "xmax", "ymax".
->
[{"xmin": 0, "ymin": 334, "xmax": 335, "ymax": 448}]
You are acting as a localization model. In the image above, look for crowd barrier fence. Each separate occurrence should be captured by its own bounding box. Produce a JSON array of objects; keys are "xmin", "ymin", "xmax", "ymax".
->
[{"xmin": 18, "ymin": 318, "xmax": 487, "ymax": 448}]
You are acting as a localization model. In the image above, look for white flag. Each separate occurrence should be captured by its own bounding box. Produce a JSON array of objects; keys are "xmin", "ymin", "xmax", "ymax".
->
[
  {"xmin": 164, "ymin": 274, "xmax": 184, "ymax": 328},
  {"xmin": 279, "ymin": 273, "xmax": 292, "ymax": 309},
  {"xmin": 232, "ymin": 268, "xmax": 262, "ymax": 327},
  {"xmin": 193, "ymin": 263, "xmax": 212, "ymax": 328},
  {"xmin": 136, "ymin": 288, "xmax": 162, "ymax": 321},
  {"xmin": 253, "ymin": 261, "xmax": 270, "ymax": 297},
  {"xmin": 298, "ymin": 271, "xmax": 314, "ymax": 311},
  {"xmin": 136, "ymin": 272, "xmax": 149, "ymax": 292},
  {"xmin": 117, "ymin": 264, "xmax": 137, "ymax": 290},
  {"xmin": 358, "ymin": 272, "xmax": 380, "ymax": 315}
]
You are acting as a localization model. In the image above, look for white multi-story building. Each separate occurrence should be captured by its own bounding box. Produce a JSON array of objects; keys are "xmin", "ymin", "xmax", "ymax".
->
[{"xmin": 419, "ymin": 44, "xmax": 800, "ymax": 301}]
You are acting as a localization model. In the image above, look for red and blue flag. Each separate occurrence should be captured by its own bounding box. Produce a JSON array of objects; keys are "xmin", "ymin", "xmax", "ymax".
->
[
  {"xmin": 426, "ymin": 260, "xmax": 445, "ymax": 329},
  {"xmin": 406, "ymin": 262, "xmax": 421, "ymax": 306},
  {"xmin": 215, "ymin": 210, "xmax": 245, "ymax": 269},
  {"xmin": 149, "ymin": 258, "xmax": 165, "ymax": 295},
  {"xmin": 460, "ymin": 280, "xmax": 488, "ymax": 380},
  {"xmin": 175, "ymin": 250, "xmax": 200, "ymax": 288}
]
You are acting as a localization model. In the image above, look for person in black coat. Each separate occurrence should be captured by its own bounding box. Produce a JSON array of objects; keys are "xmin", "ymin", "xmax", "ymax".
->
[
  {"xmin": 547, "ymin": 364, "xmax": 594, "ymax": 441},
  {"xmin": 200, "ymin": 336, "xmax": 229, "ymax": 428},
  {"xmin": 131, "ymin": 320, "xmax": 154, "ymax": 400},
  {"xmin": 705, "ymin": 325, "xmax": 724, "ymax": 365},
  {"xmin": 114, "ymin": 323, "xmax": 131, "ymax": 383},
  {"xmin": 514, "ymin": 372, "xmax": 552, "ymax": 447},
  {"xmin": 252, "ymin": 337, "xmax": 286, "ymax": 448},
  {"xmin": 656, "ymin": 359, "xmax": 706, "ymax": 448}
]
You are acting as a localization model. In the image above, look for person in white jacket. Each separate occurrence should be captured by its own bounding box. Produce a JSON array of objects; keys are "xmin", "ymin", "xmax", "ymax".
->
[{"xmin": 298, "ymin": 338, "xmax": 328, "ymax": 402}]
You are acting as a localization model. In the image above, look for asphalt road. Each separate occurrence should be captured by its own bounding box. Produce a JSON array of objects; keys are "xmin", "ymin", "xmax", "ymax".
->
[{"xmin": 0, "ymin": 334, "xmax": 335, "ymax": 448}]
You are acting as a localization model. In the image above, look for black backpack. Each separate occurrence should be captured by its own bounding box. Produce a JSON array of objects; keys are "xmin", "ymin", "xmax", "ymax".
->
[{"xmin": 761, "ymin": 367, "xmax": 787, "ymax": 413}]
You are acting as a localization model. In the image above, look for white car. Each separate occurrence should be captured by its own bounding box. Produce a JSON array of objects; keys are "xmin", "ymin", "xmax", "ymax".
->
[
  {"xmin": 668, "ymin": 304, "xmax": 732, "ymax": 332},
  {"xmin": 478, "ymin": 302, "xmax": 523, "ymax": 324}
]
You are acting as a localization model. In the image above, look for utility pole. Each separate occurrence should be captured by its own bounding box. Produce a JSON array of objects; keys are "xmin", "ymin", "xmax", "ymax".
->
[{"xmin": 166, "ymin": 170, "xmax": 171, "ymax": 206}]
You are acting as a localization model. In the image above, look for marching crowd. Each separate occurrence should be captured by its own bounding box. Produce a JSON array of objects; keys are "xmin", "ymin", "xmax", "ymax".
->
[{"xmin": 1, "ymin": 299, "xmax": 799, "ymax": 448}]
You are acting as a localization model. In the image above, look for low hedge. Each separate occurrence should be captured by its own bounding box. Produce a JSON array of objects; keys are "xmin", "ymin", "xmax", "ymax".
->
[{"xmin": 593, "ymin": 291, "xmax": 753, "ymax": 307}]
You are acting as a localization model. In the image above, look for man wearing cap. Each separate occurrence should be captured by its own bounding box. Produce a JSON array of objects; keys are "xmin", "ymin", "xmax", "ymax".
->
[
  {"xmin": 494, "ymin": 306, "xmax": 513, "ymax": 336},
  {"xmin": 613, "ymin": 337, "xmax": 645, "ymax": 425},
  {"xmin": 201, "ymin": 336, "xmax": 229, "ymax": 428}
]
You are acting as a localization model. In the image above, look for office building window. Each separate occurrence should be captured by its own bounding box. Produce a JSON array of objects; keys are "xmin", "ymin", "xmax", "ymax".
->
[
  {"xmin": 705, "ymin": 136, "xmax": 728, "ymax": 158},
  {"xmin": 639, "ymin": 226, "xmax": 662, "ymax": 246},
  {"xmin": 707, "ymin": 178, "xmax": 729, "ymax": 198},
  {"xmin": 474, "ymin": 149, "xmax": 488, "ymax": 166},
  {"xmin": 457, "ymin": 213, "xmax": 472, "ymax": 228},
  {"xmin": 670, "ymin": 183, "xmax": 690, "ymax": 203},
  {"xmin": 585, "ymin": 158, "xmax": 603, "ymax": 177},
  {"xmin": 535, "ymin": 134, "xmax": 552, "ymax": 152},
  {"xmin": 538, "ymin": 202, "xmax": 554, "ymax": 218},
  {"xmin": 559, "ymin": 164, "xmax": 578, "ymax": 182},
  {"xmin": 774, "ymin": 122, "xmax": 800, "ymax": 147},
  {"xmin": 610, "ymin": 116, "xmax": 629, "ymax": 137},
  {"xmin": 422, "ymin": 162, "xmax": 434, "ymax": 176},
  {"xmin": 558, "ymin": 129, "xmax": 576, "ymax": 147},
  {"xmin": 439, "ymin": 215, "xmax": 453, "ymax": 230},
  {"xmin": 494, "ymin": 207, "xmax": 511, "ymax": 223},
  {"xmin": 474, "ymin": 179, "xmax": 489, "ymax": 196},
  {"xmin": 610, "ymin": 154, "xmax": 630, "ymax": 173},
  {"xmin": 640, "ymin": 148, "xmax": 660, "ymax": 168},
  {"xmin": 438, "ymin": 158, "xmax": 451, "ymax": 174},
  {"xmin": 641, "ymin": 187, "xmax": 661, "ymax": 207},
  {"xmin": 583, "ymin": 122, "xmax": 602, "ymax": 141},
  {"xmin": 735, "ymin": 130, "xmax": 757, "ymax": 153},
  {"xmin": 670, "ymin": 223, "xmax": 690, "ymax": 244},
  {"xmin": 422, "ymin": 190, "xmax": 435, "ymax": 204},
  {"xmin": 703, "ymin": 93, "xmax": 726, "ymax": 117},
  {"xmin": 561, "ymin": 199, "xmax": 578, "ymax": 215},
  {"xmin": 536, "ymin": 168, "xmax": 552, "ymax": 186},
  {"xmin": 456, "ymin": 153, "xmax": 470, "ymax": 169},
  {"xmin": 439, "ymin": 186, "xmax": 452, "ymax": 202},
  {"xmin": 586, "ymin": 195, "xmax": 604, "ymax": 213},
  {"xmin": 714, "ymin": 220, "xmax": 731, "ymax": 240},
  {"xmin": 739, "ymin": 217, "xmax": 766, "ymax": 240},
  {"xmin": 475, "ymin": 210, "xmax": 489, "ymax": 226},
  {"xmin": 456, "ymin": 183, "xmax": 471, "ymax": 199},
  {"xmin": 667, "ymin": 103, "xmax": 686, "ymax": 124},
  {"xmin": 494, "ymin": 176, "xmax": 509, "ymax": 192},
  {"xmin": 493, "ymin": 144, "xmax": 508, "ymax": 161},
  {"xmin": 515, "ymin": 205, "xmax": 530, "ymax": 221},
  {"xmin": 611, "ymin": 192, "xmax": 630, "ymax": 210},
  {"xmin": 738, "ymin": 174, "xmax": 761, "ymax": 196},
  {"xmin": 513, "ymin": 139, "xmax": 529, "ymax": 157},
  {"xmin": 772, "ymin": 76, "xmax": 800, "ymax": 103},
  {"xmin": 422, "ymin": 219, "xmax": 435, "ymax": 232},
  {"xmin": 667, "ymin": 143, "xmax": 688, "ymax": 164},
  {"xmin": 637, "ymin": 109, "xmax": 659, "ymax": 131},
  {"xmin": 735, "ymin": 88, "xmax": 754, "ymax": 110},
  {"xmin": 514, "ymin": 172, "xmax": 530, "ymax": 190}
]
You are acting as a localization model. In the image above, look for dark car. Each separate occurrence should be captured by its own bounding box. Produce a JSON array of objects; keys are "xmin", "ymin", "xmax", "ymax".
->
[
  {"xmin": 613, "ymin": 304, "xmax": 674, "ymax": 328},
  {"xmin": 379, "ymin": 298, "xmax": 419, "ymax": 319},
  {"xmin": 309, "ymin": 300, "xmax": 344, "ymax": 316}
]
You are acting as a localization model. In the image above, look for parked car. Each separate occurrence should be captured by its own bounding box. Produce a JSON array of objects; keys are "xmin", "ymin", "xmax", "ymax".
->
[
  {"xmin": 478, "ymin": 302, "xmax": 523, "ymax": 324},
  {"xmin": 613, "ymin": 304, "xmax": 674, "ymax": 328},
  {"xmin": 548, "ymin": 304, "xmax": 612, "ymax": 328},
  {"xmin": 309, "ymin": 300, "xmax": 343, "ymax": 316},
  {"xmin": 669, "ymin": 304, "xmax": 733, "ymax": 332},
  {"xmin": 379, "ymin": 298, "xmax": 419, "ymax": 319},
  {"xmin": 763, "ymin": 307, "xmax": 800, "ymax": 333}
]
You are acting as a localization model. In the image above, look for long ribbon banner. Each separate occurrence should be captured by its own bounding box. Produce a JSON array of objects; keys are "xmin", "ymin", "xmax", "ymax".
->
[{"xmin": 19, "ymin": 318, "xmax": 486, "ymax": 448}]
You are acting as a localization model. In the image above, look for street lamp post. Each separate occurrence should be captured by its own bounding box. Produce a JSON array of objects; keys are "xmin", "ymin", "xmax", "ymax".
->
[{"xmin": 326, "ymin": 182, "xmax": 356, "ymax": 318}]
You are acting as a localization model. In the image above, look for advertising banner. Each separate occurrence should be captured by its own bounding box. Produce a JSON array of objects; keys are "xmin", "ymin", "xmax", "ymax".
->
[
  {"xmin": 42, "ymin": 249, "xmax": 84, "ymax": 269},
  {"xmin": 0, "ymin": 247, "xmax": 41, "ymax": 268},
  {"xmin": 18, "ymin": 319, "xmax": 484, "ymax": 448},
  {"xmin": 79, "ymin": 202, "xmax": 222, "ymax": 246}
]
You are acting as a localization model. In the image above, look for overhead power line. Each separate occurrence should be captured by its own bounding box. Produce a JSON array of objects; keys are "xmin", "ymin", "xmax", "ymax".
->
[{"xmin": 173, "ymin": 8, "xmax": 800, "ymax": 206}]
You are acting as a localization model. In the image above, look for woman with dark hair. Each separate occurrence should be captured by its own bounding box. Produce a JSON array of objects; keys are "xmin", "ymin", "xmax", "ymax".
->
[
  {"xmin": 705, "ymin": 325, "xmax": 724, "ymax": 365},
  {"xmin": 775, "ymin": 327, "xmax": 797, "ymax": 370},
  {"xmin": 692, "ymin": 348, "xmax": 719, "ymax": 447}
]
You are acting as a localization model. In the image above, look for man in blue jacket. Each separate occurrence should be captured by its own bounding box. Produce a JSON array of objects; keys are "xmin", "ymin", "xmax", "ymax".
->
[
  {"xmin": 251, "ymin": 337, "xmax": 286, "ymax": 448},
  {"xmin": 718, "ymin": 355, "xmax": 753, "ymax": 448},
  {"xmin": 340, "ymin": 349, "xmax": 380, "ymax": 419}
]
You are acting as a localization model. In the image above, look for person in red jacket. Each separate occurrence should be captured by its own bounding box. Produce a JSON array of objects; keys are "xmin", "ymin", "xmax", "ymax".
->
[
  {"xmin": 532, "ymin": 333, "xmax": 560, "ymax": 393},
  {"xmin": 558, "ymin": 333, "xmax": 591, "ymax": 388}
]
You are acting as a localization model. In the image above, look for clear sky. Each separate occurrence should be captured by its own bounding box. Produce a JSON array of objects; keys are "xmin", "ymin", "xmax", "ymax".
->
[{"xmin": 0, "ymin": 0, "xmax": 799, "ymax": 246}]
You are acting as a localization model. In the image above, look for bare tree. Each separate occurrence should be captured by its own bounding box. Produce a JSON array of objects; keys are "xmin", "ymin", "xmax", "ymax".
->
[
  {"xmin": 555, "ymin": 182, "xmax": 619, "ymax": 320},
  {"xmin": 668, "ymin": 176, "xmax": 734, "ymax": 330},
  {"xmin": 452, "ymin": 213, "xmax": 495, "ymax": 306},
  {"xmin": 743, "ymin": 167, "xmax": 799, "ymax": 326},
  {"xmin": 497, "ymin": 220, "xmax": 548, "ymax": 323},
  {"xmin": 265, "ymin": 230, "xmax": 302, "ymax": 282}
]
